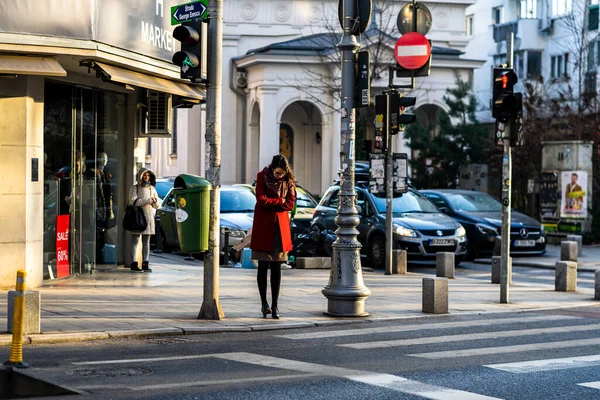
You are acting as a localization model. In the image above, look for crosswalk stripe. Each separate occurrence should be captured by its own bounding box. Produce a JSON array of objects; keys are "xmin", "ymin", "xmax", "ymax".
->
[
  {"xmin": 341, "ymin": 323, "xmax": 600, "ymax": 350},
  {"xmin": 410, "ymin": 338, "xmax": 600, "ymax": 359},
  {"xmin": 485, "ymin": 355, "xmax": 600, "ymax": 373},
  {"xmin": 214, "ymin": 352, "xmax": 502, "ymax": 400},
  {"xmin": 278, "ymin": 315, "xmax": 576, "ymax": 340},
  {"xmin": 578, "ymin": 381, "xmax": 600, "ymax": 390}
]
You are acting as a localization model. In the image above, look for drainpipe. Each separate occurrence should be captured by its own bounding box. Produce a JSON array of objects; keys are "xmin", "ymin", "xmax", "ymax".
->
[{"xmin": 229, "ymin": 57, "xmax": 247, "ymax": 182}]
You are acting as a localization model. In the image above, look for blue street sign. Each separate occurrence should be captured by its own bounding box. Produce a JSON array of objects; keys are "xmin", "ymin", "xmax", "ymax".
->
[{"xmin": 171, "ymin": 0, "xmax": 208, "ymax": 25}]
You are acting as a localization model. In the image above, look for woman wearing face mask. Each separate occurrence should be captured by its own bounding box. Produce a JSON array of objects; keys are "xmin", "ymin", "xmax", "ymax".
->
[
  {"xmin": 128, "ymin": 168, "xmax": 159, "ymax": 272},
  {"xmin": 250, "ymin": 154, "xmax": 297, "ymax": 319}
]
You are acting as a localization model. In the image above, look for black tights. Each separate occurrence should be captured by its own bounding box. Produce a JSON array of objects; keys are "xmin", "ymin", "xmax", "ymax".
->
[{"xmin": 257, "ymin": 261, "xmax": 282, "ymax": 308}]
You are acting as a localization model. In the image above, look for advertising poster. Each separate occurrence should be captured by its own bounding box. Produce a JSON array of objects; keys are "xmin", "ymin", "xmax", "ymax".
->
[
  {"xmin": 369, "ymin": 153, "xmax": 385, "ymax": 194},
  {"xmin": 539, "ymin": 171, "xmax": 559, "ymax": 220},
  {"xmin": 561, "ymin": 171, "xmax": 587, "ymax": 218},
  {"xmin": 55, "ymin": 214, "xmax": 70, "ymax": 278}
]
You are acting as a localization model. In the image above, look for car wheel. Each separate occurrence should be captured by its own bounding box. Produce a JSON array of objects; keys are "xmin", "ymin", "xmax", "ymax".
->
[
  {"xmin": 368, "ymin": 234, "xmax": 386, "ymax": 269},
  {"xmin": 160, "ymin": 229, "xmax": 172, "ymax": 253},
  {"xmin": 465, "ymin": 245, "xmax": 476, "ymax": 261}
]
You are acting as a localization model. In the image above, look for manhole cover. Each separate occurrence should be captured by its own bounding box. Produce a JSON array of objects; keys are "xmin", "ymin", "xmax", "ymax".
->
[
  {"xmin": 144, "ymin": 337, "xmax": 193, "ymax": 345},
  {"xmin": 68, "ymin": 367, "xmax": 152, "ymax": 378}
]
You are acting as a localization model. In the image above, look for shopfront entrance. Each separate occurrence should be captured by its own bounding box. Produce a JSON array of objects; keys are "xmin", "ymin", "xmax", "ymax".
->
[{"xmin": 43, "ymin": 81, "xmax": 127, "ymax": 279}]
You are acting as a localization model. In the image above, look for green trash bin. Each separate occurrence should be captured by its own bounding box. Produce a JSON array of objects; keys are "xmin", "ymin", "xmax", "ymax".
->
[{"xmin": 172, "ymin": 174, "xmax": 212, "ymax": 252}]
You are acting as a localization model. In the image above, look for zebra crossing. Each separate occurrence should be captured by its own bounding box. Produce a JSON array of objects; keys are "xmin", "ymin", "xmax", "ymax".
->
[{"xmin": 276, "ymin": 313, "xmax": 600, "ymax": 398}]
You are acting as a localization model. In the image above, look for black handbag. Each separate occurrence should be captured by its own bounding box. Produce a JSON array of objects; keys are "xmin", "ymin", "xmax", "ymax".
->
[{"xmin": 122, "ymin": 187, "xmax": 147, "ymax": 232}]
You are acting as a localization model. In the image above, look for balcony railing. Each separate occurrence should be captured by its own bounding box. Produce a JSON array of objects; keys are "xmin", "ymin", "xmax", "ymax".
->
[{"xmin": 493, "ymin": 21, "xmax": 518, "ymax": 43}]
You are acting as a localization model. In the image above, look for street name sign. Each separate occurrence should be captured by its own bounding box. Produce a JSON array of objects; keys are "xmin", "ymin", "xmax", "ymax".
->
[
  {"xmin": 394, "ymin": 32, "xmax": 431, "ymax": 70},
  {"xmin": 171, "ymin": 0, "xmax": 208, "ymax": 25}
]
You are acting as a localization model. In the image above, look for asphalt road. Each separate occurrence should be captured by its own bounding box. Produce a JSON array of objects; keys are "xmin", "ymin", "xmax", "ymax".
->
[{"xmin": 13, "ymin": 301, "xmax": 600, "ymax": 400}]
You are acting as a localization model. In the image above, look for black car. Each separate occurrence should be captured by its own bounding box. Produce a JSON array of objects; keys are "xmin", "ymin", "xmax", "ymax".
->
[
  {"xmin": 420, "ymin": 189, "xmax": 546, "ymax": 260},
  {"xmin": 312, "ymin": 185, "xmax": 468, "ymax": 268}
]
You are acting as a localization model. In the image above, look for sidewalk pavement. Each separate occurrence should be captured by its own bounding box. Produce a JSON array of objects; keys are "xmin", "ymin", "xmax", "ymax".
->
[{"xmin": 1, "ymin": 245, "xmax": 599, "ymax": 346}]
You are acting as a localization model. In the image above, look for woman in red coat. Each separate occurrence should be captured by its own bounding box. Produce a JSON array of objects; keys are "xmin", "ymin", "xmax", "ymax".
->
[{"xmin": 250, "ymin": 155, "xmax": 296, "ymax": 319}]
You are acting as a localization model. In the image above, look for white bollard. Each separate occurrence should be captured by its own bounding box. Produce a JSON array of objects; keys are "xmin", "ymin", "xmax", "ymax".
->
[
  {"xmin": 566, "ymin": 235, "xmax": 583, "ymax": 257},
  {"xmin": 436, "ymin": 252, "xmax": 455, "ymax": 279},
  {"xmin": 392, "ymin": 250, "xmax": 407, "ymax": 274},
  {"xmin": 560, "ymin": 241, "xmax": 578, "ymax": 262},
  {"xmin": 555, "ymin": 261, "xmax": 577, "ymax": 292}
]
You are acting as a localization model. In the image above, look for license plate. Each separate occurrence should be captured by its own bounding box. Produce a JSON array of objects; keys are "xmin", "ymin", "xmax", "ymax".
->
[
  {"xmin": 514, "ymin": 240, "xmax": 535, "ymax": 247},
  {"xmin": 430, "ymin": 238, "xmax": 455, "ymax": 246}
]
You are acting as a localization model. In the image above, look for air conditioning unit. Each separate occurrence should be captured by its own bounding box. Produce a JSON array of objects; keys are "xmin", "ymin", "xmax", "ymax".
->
[
  {"xmin": 146, "ymin": 90, "xmax": 172, "ymax": 136},
  {"xmin": 539, "ymin": 19, "xmax": 553, "ymax": 33}
]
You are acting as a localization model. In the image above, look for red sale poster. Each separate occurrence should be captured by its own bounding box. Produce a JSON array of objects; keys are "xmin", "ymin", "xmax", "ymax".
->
[{"xmin": 55, "ymin": 214, "xmax": 70, "ymax": 278}]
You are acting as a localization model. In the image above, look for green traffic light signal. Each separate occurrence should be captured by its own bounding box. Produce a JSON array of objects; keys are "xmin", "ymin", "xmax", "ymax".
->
[{"xmin": 172, "ymin": 21, "xmax": 202, "ymax": 81}]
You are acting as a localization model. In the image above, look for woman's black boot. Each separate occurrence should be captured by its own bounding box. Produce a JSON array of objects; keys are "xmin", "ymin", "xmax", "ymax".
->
[
  {"xmin": 271, "ymin": 305, "xmax": 280, "ymax": 319},
  {"xmin": 130, "ymin": 262, "xmax": 142, "ymax": 272},
  {"xmin": 261, "ymin": 303, "xmax": 271, "ymax": 318},
  {"xmin": 142, "ymin": 261, "xmax": 153, "ymax": 273}
]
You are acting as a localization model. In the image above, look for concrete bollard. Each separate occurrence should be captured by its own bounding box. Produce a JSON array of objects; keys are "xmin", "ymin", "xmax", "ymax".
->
[
  {"xmin": 566, "ymin": 235, "xmax": 583, "ymax": 257},
  {"xmin": 422, "ymin": 277, "xmax": 448, "ymax": 314},
  {"xmin": 436, "ymin": 252, "xmax": 455, "ymax": 279},
  {"xmin": 595, "ymin": 271, "xmax": 600, "ymax": 300},
  {"xmin": 392, "ymin": 250, "xmax": 407, "ymax": 274},
  {"xmin": 555, "ymin": 261, "xmax": 577, "ymax": 292},
  {"xmin": 7, "ymin": 290, "xmax": 41, "ymax": 335},
  {"xmin": 560, "ymin": 241, "xmax": 578, "ymax": 262},
  {"xmin": 491, "ymin": 256, "xmax": 512, "ymax": 284},
  {"xmin": 295, "ymin": 257, "xmax": 331, "ymax": 269}
]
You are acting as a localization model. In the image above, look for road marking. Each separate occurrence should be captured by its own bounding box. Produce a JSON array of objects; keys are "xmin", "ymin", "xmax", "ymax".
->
[
  {"xmin": 485, "ymin": 355, "xmax": 600, "ymax": 373},
  {"xmin": 214, "ymin": 352, "xmax": 502, "ymax": 400},
  {"xmin": 578, "ymin": 381, "xmax": 600, "ymax": 390},
  {"xmin": 341, "ymin": 323, "xmax": 600, "ymax": 349},
  {"xmin": 78, "ymin": 373, "xmax": 318, "ymax": 391},
  {"xmin": 278, "ymin": 315, "xmax": 576, "ymax": 340},
  {"xmin": 72, "ymin": 354, "xmax": 213, "ymax": 365},
  {"xmin": 410, "ymin": 338, "xmax": 600, "ymax": 359}
]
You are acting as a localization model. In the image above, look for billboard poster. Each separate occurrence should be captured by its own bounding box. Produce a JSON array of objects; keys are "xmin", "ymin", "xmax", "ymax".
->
[
  {"xmin": 539, "ymin": 171, "xmax": 559, "ymax": 220},
  {"xmin": 561, "ymin": 170, "xmax": 587, "ymax": 218},
  {"xmin": 369, "ymin": 153, "xmax": 385, "ymax": 194},
  {"xmin": 55, "ymin": 214, "xmax": 70, "ymax": 278}
]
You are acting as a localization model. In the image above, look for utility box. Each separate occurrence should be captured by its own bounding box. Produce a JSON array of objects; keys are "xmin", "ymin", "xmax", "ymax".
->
[{"xmin": 172, "ymin": 174, "xmax": 212, "ymax": 252}]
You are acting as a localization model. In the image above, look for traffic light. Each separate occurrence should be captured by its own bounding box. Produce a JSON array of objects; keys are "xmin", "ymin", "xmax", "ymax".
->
[
  {"xmin": 172, "ymin": 20, "xmax": 202, "ymax": 81},
  {"xmin": 492, "ymin": 67, "xmax": 518, "ymax": 121},
  {"xmin": 374, "ymin": 94, "xmax": 387, "ymax": 150},
  {"xmin": 390, "ymin": 94, "xmax": 416, "ymax": 135},
  {"xmin": 355, "ymin": 51, "xmax": 370, "ymax": 108}
]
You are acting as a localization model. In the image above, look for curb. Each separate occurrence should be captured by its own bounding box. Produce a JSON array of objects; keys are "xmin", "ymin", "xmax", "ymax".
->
[{"xmin": 3, "ymin": 301, "xmax": 600, "ymax": 347}]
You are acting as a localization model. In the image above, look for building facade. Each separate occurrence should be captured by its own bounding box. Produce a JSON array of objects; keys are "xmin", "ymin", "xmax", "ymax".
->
[{"xmin": 0, "ymin": 0, "xmax": 204, "ymax": 288}]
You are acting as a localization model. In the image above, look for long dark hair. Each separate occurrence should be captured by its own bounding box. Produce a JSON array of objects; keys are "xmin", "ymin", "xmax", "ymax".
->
[{"xmin": 269, "ymin": 154, "xmax": 295, "ymax": 185}]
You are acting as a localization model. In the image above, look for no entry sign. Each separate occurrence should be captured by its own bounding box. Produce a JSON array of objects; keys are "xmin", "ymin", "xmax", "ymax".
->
[{"xmin": 394, "ymin": 32, "xmax": 431, "ymax": 70}]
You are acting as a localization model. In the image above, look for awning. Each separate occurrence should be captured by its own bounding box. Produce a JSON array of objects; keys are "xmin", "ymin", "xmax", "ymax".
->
[
  {"xmin": 91, "ymin": 62, "xmax": 205, "ymax": 101},
  {"xmin": 0, "ymin": 55, "xmax": 66, "ymax": 77}
]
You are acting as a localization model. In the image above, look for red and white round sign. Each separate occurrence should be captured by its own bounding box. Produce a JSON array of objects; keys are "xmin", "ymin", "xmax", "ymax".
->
[{"xmin": 394, "ymin": 32, "xmax": 431, "ymax": 70}]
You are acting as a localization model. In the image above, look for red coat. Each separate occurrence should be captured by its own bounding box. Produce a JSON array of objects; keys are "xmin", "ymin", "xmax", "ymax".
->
[{"xmin": 250, "ymin": 170, "xmax": 296, "ymax": 253}]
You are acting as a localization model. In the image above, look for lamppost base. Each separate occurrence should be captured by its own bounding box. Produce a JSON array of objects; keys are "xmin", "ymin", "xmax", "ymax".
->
[{"xmin": 322, "ymin": 288, "xmax": 370, "ymax": 317}]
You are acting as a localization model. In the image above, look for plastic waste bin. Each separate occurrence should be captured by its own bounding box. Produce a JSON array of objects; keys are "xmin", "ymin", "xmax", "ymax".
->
[{"xmin": 172, "ymin": 174, "xmax": 212, "ymax": 252}]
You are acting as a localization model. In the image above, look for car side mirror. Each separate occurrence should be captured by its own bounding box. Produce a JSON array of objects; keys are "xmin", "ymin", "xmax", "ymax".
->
[
  {"xmin": 438, "ymin": 206, "xmax": 448, "ymax": 214},
  {"xmin": 356, "ymin": 205, "xmax": 363, "ymax": 215}
]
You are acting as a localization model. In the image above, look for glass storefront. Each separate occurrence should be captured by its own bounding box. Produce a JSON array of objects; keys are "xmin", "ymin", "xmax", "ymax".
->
[{"xmin": 43, "ymin": 81, "xmax": 127, "ymax": 279}]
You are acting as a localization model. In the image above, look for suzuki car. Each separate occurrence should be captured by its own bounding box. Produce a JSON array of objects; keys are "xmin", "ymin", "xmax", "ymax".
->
[{"xmin": 311, "ymin": 185, "xmax": 468, "ymax": 268}]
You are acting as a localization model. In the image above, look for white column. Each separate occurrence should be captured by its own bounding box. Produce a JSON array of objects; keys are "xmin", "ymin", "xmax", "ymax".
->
[{"xmin": 259, "ymin": 88, "xmax": 280, "ymax": 167}]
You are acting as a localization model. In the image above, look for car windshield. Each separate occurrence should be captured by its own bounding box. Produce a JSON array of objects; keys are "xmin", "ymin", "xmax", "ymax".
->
[
  {"xmin": 372, "ymin": 191, "xmax": 439, "ymax": 214},
  {"xmin": 155, "ymin": 180, "xmax": 173, "ymax": 199},
  {"xmin": 220, "ymin": 189, "xmax": 256, "ymax": 213},
  {"xmin": 445, "ymin": 193, "xmax": 502, "ymax": 212},
  {"xmin": 296, "ymin": 187, "xmax": 317, "ymax": 208}
]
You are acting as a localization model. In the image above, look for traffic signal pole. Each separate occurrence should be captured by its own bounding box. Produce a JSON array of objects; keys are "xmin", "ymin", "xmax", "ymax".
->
[
  {"xmin": 500, "ymin": 33, "xmax": 514, "ymax": 304},
  {"xmin": 322, "ymin": 0, "xmax": 371, "ymax": 316},
  {"xmin": 385, "ymin": 95, "xmax": 393, "ymax": 275},
  {"xmin": 199, "ymin": 0, "xmax": 224, "ymax": 320}
]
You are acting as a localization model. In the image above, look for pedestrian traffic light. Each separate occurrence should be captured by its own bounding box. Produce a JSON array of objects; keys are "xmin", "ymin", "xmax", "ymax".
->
[
  {"xmin": 391, "ymin": 95, "xmax": 416, "ymax": 134},
  {"xmin": 492, "ymin": 67, "xmax": 519, "ymax": 121},
  {"xmin": 374, "ymin": 94, "xmax": 388, "ymax": 150},
  {"xmin": 172, "ymin": 20, "xmax": 202, "ymax": 81}
]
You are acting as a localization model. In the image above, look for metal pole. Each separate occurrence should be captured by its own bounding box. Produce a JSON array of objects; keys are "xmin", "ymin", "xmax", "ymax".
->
[
  {"xmin": 500, "ymin": 33, "xmax": 514, "ymax": 304},
  {"xmin": 385, "ymin": 94, "xmax": 393, "ymax": 275},
  {"xmin": 322, "ymin": 0, "xmax": 371, "ymax": 316},
  {"xmin": 199, "ymin": 0, "xmax": 224, "ymax": 320}
]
